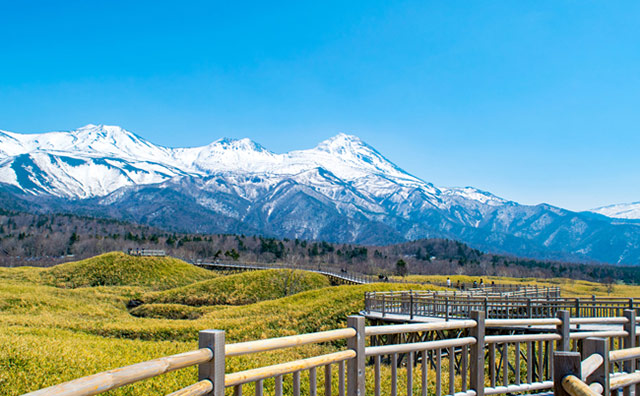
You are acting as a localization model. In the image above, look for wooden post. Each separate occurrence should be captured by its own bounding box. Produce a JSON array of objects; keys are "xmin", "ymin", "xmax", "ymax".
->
[
  {"xmin": 582, "ymin": 337, "xmax": 609, "ymax": 396},
  {"xmin": 527, "ymin": 298, "xmax": 532, "ymax": 319},
  {"xmin": 470, "ymin": 310, "xmax": 485, "ymax": 396},
  {"xmin": 623, "ymin": 309, "xmax": 636, "ymax": 396},
  {"xmin": 557, "ymin": 310, "xmax": 571, "ymax": 352},
  {"xmin": 410, "ymin": 290, "xmax": 414, "ymax": 320},
  {"xmin": 347, "ymin": 316, "xmax": 365, "ymax": 396},
  {"xmin": 382, "ymin": 295, "xmax": 386, "ymax": 318},
  {"xmin": 199, "ymin": 329, "xmax": 225, "ymax": 396},
  {"xmin": 553, "ymin": 351, "xmax": 581, "ymax": 396},
  {"xmin": 445, "ymin": 297, "xmax": 449, "ymax": 321}
]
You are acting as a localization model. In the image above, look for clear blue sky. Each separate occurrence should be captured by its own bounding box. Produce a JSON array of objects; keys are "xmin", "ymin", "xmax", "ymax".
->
[{"xmin": 1, "ymin": 1, "xmax": 638, "ymax": 211}]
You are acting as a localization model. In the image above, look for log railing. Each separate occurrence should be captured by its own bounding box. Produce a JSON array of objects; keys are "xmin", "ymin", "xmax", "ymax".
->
[
  {"xmin": 365, "ymin": 291, "xmax": 637, "ymax": 320},
  {"xmin": 194, "ymin": 261, "xmax": 562, "ymax": 297},
  {"xmin": 21, "ymin": 309, "xmax": 640, "ymax": 396}
]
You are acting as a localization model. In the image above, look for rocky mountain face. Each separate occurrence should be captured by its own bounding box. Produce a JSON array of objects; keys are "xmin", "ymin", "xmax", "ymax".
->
[{"xmin": 1, "ymin": 124, "xmax": 639, "ymax": 264}]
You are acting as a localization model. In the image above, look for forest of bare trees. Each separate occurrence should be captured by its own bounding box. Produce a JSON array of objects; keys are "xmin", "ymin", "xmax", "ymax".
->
[{"xmin": 0, "ymin": 208, "xmax": 637, "ymax": 284}]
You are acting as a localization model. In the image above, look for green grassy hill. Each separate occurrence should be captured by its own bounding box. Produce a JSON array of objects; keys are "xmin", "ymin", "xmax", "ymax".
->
[
  {"xmin": 4, "ymin": 252, "xmax": 640, "ymax": 395},
  {"xmin": 143, "ymin": 269, "xmax": 331, "ymax": 306},
  {"xmin": 40, "ymin": 252, "xmax": 216, "ymax": 290}
]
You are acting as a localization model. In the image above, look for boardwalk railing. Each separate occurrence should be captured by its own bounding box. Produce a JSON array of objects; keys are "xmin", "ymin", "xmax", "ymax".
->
[
  {"xmin": 22, "ymin": 309, "xmax": 640, "ymax": 396},
  {"xmin": 365, "ymin": 291, "xmax": 635, "ymax": 320},
  {"xmin": 195, "ymin": 261, "xmax": 561, "ymax": 298},
  {"xmin": 553, "ymin": 310, "xmax": 640, "ymax": 396}
]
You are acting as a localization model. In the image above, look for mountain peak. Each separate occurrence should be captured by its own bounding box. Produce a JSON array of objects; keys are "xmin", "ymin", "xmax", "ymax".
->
[
  {"xmin": 315, "ymin": 133, "xmax": 366, "ymax": 153},
  {"xmin": 212, "ymin": 137, "xmax": 268, "ymax": 153}
]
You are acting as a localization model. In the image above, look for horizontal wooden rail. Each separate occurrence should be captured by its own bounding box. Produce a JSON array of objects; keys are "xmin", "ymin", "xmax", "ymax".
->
[
  {"xmin": 562, "ymin": 375, "xmax": 600, "ymax": 396},
  {"xmin": 609, "ymin": 346, "xmax": 640, "ymax": 362},
  {"xmin": 484, "ymin": 381, "xmax": 553, "ymax": 395},
  {"xmin": 22, "ymin": 348, "xmax": 213, "ymax": 396},
  {"xmin": 364, "ymin": 319, "xmax": 476, "ymax": 336},
  {"xmin": 224, "ymin": 350, "xmax": 355, "ymax": 386},
  {"xmin": 166, "ymin": 380, "xmax": 212, "ymax": 396},
  {"xmin": 570, "ymin": 330, "xmax": 628, "ymax": 340},
  {"xmin": 485, "ymin": 318, "xmax": 561, "ymax": 327},
  {"xmin": 485, "ymin": 333, "xmax": 561, "ymax": 344},
  {"xmin": 225, "ymin": 328, "xmax": 356, "ymax": 357},
  {"xmin": 365, "ymin": 336, "xmax": 476, "ymax": 356},
  {"xmin": 610, "ymin": 371, "xmax": 640, "ymax": 390},
  {"xmin": 571, "ymin": 317, "xmax": 628, "ymax": 325}
]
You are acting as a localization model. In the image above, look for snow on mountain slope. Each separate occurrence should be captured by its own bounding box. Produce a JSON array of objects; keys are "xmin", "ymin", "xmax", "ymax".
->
[
  {"xmin": 3, "ymin": 124, "xmax": 640, "ymax": 264},
  {"xmin": 591, "ymin": 202, "xmax": 640, "ymax": 219},
  {"xmin": 0, "ymin": 125, "xmax": 450, "ymax": 202}
]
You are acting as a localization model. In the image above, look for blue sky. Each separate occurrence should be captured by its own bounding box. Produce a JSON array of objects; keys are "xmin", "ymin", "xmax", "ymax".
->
[{"xmin": 1, "ymin": 1, "xmax": 638, "ymax": 211}]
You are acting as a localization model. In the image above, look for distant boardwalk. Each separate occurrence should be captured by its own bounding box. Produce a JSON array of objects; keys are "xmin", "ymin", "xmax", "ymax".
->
[{"xmin": 126, "ymin": 248, "xmax": 166, "ymax": 257}]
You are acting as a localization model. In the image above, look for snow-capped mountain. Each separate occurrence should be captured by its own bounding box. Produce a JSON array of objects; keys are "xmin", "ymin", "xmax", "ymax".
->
[
  {"xmin": 591, "ymin": 202, "xmax": 640, "ymax": 220},
  {"xmin": 2, "ymin": 124, "xmax": 640, "ymax": 265}
]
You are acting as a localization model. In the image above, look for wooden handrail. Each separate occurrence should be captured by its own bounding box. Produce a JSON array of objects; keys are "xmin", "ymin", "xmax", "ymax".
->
[
  {"xmin": 562, "ymin": 375, "xmax": 601, "ymax": 396},
  {"xmin": 484, "ymin": 381, "xmax": 553, "ymax": 395},
  {"xmin": 610, "ymin": 371, "xmax": 640, "ymax": 390},
  {"xmin": 225, "ymin": 328, "xmax": 356, "ymax": 357},
  {"xmin": 365, "ymin": 336, "xmax": 476, "ymax": 356},
  {"xmin": 485, "ymin": 333, "xmax": 561, "ymax": 344},
  {"xmin": 485, "ymin": 318, "xmax": 562, "ymax": 326},
  {"xmin": 610, "ymin": 346, "xmax": 640, "ymax": 362},
  {"xmin": 364, "ymin": 319, "xmax": 476, "ymax": 335},
  {"xmin": 570, "ymin": 330, "xmax": 628, "ymax": 340},
  {"xmin": 224, "ymin": 350, "xmax": 355, "ymax": 386},
  {"xmin": 166, "ymin": 380, "xmax": 212, "ymax": 396}
]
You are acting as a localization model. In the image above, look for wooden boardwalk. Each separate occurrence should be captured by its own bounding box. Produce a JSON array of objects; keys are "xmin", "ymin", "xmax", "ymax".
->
[{"xmin": 21, "ymin": 309, "xmax": 640, "ymax": 396}]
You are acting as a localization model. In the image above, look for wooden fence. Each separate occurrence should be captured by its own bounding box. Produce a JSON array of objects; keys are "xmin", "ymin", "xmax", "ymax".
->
[
  {"xmin": 195, "ymin": 261, "xmax": 561, "ymax": 297},
  {"xmin": 21, "ymin": 309, "xmax": 640, "ymax": 396},
  {"xmin": 365, "ymin": 291, "xmax": 634, "ymax": 320}
]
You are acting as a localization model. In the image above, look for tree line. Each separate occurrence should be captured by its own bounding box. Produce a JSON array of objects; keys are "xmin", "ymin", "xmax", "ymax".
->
[{"xmin": 0, "ymin": 208, "xmax": 638, "ymax": 284}]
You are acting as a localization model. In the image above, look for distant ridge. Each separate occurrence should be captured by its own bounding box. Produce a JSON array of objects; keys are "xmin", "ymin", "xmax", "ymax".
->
[{"xmin": 1, "ymin": 124, "xmax": 640, "ymax": 265}]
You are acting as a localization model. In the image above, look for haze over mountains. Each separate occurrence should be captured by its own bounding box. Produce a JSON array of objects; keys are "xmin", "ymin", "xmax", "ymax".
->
[{"xmin": 1, "ymin": 124, "xmax": 639, "ymax": 265}]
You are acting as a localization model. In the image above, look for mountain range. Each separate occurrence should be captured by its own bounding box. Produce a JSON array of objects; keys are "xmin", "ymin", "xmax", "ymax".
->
[{"xmin": 1, "ymin": 124, "xmax": 639, "ymax": 265}]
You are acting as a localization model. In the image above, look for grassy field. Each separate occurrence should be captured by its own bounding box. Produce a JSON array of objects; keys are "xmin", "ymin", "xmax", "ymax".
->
[{"xmin": 2, "ymin": 253, "xmax": 640, "ymax": 395}]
